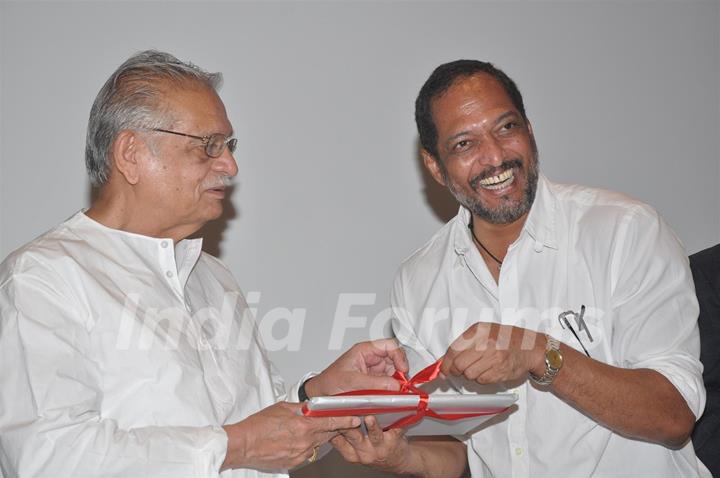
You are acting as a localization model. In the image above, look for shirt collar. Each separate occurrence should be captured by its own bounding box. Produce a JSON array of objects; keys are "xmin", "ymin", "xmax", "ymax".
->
[
  {"xmin": 70, "ymin": 211, "xmax": 204, "ymax": 288},
  {"xmin": 453, "ymin": 172, "xmax": 558, "ymax": 254},
  {"xmin": 523, "ymin": 173, "xmax": 558, "ymax": 250}
]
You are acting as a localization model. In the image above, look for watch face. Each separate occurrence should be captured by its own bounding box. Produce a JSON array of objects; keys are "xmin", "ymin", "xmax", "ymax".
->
[{"xmin": 547, "ymin": 349, "xmax": 564, "ymax": 369}]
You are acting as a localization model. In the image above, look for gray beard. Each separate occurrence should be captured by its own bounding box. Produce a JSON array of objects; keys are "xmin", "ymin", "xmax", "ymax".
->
[{"xmin": 445, "ymin": 155, "xmax": 539, "ymax": 225}]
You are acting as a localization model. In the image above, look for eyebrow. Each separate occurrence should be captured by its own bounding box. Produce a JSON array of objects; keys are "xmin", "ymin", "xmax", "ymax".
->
[
  {"xmin": 205, "ymin": 129, "xmax": 234, "ymax": 138},
  {"xmin": 494, "ymin": 111, "xmax": 520, "ymax": 126},
  {"xmin": 444, "ymin": 111, "xmax": 520, "ymax": 144}
]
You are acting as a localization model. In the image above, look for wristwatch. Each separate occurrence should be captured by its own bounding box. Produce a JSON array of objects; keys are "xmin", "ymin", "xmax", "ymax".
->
[{"xmin": 529, "ymin": 335, "xmax": 563, "ymax": 386}]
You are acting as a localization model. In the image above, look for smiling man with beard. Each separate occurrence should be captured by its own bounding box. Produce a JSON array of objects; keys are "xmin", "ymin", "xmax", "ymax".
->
[{"xmin": 330, "ymin": 60, "xmax": 710, "ymax": 477}]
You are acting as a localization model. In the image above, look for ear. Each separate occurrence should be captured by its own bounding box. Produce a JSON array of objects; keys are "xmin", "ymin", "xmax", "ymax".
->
[
  {"xmin": 110, "ymin": 130, "xmax": 142, "ymax": 185},
  {"xmin": 421, "ymin": 149, "xmax": 447, "ymax": 187}
]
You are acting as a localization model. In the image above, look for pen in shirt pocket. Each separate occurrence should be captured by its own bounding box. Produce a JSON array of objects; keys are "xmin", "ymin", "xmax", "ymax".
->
[{"xmin": 558, "ymin": 305, "xmax": 592, "ymax": 357}]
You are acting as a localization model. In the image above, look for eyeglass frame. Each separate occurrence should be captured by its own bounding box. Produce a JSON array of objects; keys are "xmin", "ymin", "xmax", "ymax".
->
[{"xmin": 151, "ymin": 128, "xmax": 237, "ymax": 158}]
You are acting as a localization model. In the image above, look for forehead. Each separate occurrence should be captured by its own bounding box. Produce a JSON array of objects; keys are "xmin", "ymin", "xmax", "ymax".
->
[
  {"xmin": 162, "ymin": 82, "xmax": 232, "ymax": 134},
  {"xmin": 430, "ymin": 73, "xmax": 518, "ymax": 132}
]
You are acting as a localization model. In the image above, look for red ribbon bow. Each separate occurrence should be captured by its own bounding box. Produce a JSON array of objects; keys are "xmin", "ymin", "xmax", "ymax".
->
[{"xmin": 302, "ymin": 359, "xmax": 507, "ymax": 431}]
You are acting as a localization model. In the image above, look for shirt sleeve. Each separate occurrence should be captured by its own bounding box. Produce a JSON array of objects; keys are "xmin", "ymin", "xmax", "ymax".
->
[
  {"xmin": 0, "ymin": 259, "xmax": 228, "ymax": 478},
  {"xmin": 609, "ymin": 207, "xmax": 706, "ymax": 419},
  {"xmin": 389, "ymin": 270, "xmax": 438, "ymax": 375}
]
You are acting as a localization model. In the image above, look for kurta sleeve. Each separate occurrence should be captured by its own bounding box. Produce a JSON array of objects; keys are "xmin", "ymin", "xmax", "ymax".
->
[{"xmin": 0, "ymin": 258, "xmax": 228, "ymax": 478}]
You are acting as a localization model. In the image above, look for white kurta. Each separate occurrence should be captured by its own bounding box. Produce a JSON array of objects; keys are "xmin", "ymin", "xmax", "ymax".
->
[
  {"xmin": 0, "ymin": 212, "xmax": 299, "ymax": 478},
  {"xmin": 391, "ymin": 175, "xmax": 708, "ymax": 477}
]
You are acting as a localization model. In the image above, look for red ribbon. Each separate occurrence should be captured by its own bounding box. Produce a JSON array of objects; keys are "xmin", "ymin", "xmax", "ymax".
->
[{"xmin": 302, "ymin": 359, "xmax": 508, "ymax": 431}]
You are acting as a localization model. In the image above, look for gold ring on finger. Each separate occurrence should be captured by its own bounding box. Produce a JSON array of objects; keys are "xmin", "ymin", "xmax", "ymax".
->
[{"xmin": 307, "ymin": 446, "xmax": 319, "ymax": 464}]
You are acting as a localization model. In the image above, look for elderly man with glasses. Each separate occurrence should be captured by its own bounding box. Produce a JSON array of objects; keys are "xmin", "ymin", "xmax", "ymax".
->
[{"xmin": 0, "ymin": 50, "xmax": 407, "ymax": 478}]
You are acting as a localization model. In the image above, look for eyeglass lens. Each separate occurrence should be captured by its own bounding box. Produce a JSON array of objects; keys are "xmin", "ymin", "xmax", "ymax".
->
[{"xmin": 206, "ymin": 134, "xmax": 238, "ymax": 157}]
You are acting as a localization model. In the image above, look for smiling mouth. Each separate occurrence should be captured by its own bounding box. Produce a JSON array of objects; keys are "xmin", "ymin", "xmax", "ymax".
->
[{"xmin": 477, "ymin": 169, "xmax": 515, "ymax": 190}]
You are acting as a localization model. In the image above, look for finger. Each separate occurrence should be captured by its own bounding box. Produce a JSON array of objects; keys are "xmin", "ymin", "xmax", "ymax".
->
[
  {"xmin": 449, "ymin": 349, "xmax": 488, "ymax": 376},
  {"xmin": 441, "ymin": 350, "xmax": 468, "ymax": 377},
  {"xmin": 365, "ymin": 338, "xmax": 409, "ymax": 374},
  {"xmin": 305, "ymin": 417, "xmax": 360, "ymax": 443},
  {"xmin": 474, "ymin": 357, "xmax": 508, "ymax": 384},
  {"xmin": 443, "ymin": 335, "xmax": 470, "ymax": 375},
  {"xmin": 474, "ymin": 368, "xmax": 500, "ymax": 385},
  {"xmin": 330, "ymin": 435, "xmax": 357, "ymax": 461},
  {"xmin": 443, "ymin": 350, "xmax": 482, "ymax": 376},
  {"xmin": 352, "ymin": 373, "xmax": 402, "ymax": 392},
  {"xmin": 378, "ymin": 338, "xmax": 409, "ymax": 373},
  {"xmin": 365, "ymin": 416, "xmax": 384, "ymax": 445},
  {"xmin": 340, "ymin": 426, "xmax": 367, "ymax": 447},
  {"xmin": 462, "ymin": 357, "xmax": 494, "ymax": 381},
  {"xmin": 440, "ymin": 353, "xmax": 454, "ymax": 376},
  {"xmin": 366, "ymin": 360, "xmax": 393, "ymax": 375},
  {"xmin": 444, "ymin": 328, "xmax": 492, "ymax": 376},
  {"xmin": 311, "ymin": 415, "xmax": 361, "ymax": 433},
  {"xmin": 448, "ymin": 322, "xmax": 491, "ymax": 355},
  {"xmin": 331, "ymin": 435, "xmax": 359, "ymax": 462}
]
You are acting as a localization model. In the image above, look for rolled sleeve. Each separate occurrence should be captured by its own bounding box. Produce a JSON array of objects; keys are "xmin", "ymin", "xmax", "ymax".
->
[{"xmin": 610, "ymin": 208, "xmax": 706, "ymax": 419}]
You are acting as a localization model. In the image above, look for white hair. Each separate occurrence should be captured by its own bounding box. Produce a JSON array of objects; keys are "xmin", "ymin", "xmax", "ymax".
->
[{"xmin": 85, "ymin": 50, "xmax": 223, "ymax": 185}]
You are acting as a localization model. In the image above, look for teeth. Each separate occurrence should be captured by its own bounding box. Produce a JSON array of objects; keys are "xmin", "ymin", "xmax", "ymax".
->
[{"xmin": 479, "ymin": 169, "xmax": 514, "ymax": 188}]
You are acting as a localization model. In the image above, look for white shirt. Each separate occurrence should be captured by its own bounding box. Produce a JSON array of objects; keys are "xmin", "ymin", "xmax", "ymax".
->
[
  {"xmin": 0, "ymin": 212, "xmax": 301, "ymax": 478},
  {"xmin": 391, "ymin": 175, "xmax": 708, "ymax": 477}
]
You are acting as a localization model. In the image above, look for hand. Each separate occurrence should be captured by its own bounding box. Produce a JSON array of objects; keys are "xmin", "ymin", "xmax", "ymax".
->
[
  {"xmin": 306, "ymin": 338, "xmax": 409, "ymax": 397},
  {"xmin": 441, "ymin": 322, "xmax": 545, "ymax": 384},
  {"xmin": 331, "ymin": 416, "xmax": 421, "ymax": 474},
  {"xmin": 222, "ymin": 401, "xmax": 360, "ymax": 472}
]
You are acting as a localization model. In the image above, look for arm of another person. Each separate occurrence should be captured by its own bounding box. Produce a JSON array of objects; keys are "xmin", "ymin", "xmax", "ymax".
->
[{"xmin": 442, "ymin": 210, "xmax": 705, "ymax": 448}]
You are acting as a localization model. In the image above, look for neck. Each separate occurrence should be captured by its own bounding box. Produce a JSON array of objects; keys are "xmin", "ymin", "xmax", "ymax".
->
[
  {"xmin": 469, "ymin": 212, "xmax": 528, "ymax": 263},
  {"xmin": 86, "ymin": 185, "xmax": 197, "ymax": 243}
]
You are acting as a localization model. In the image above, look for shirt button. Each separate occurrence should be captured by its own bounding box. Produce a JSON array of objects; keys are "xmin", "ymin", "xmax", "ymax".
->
[
  {"xmin": 533, "ymin": 240, "xmax": 543, "ymax": 253},
  {"xmin": 160, "ymin": 241, "xmax": 169, "ymax": 248},
  {"xmin": 515, "ymin": 447, "xmax": 523, "ymax": 456},
  {"xmin": 166, "ymin": 270, "xmax": 174, "ymax": 278}
]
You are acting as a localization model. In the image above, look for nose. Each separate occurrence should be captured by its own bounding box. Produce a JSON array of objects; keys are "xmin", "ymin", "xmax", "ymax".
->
[
  {"xmin": 213, "ymin": 145, "xmax": 239, "ymax": 177},
  {"xmin": 478, "ymin": 135, "xmax": 504, "ymax": 167}
]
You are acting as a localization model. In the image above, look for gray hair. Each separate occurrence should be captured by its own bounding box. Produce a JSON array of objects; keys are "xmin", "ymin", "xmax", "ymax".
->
[{"xmin": 85, "ymin": 50, "xmax": 223, "ymax": 185}]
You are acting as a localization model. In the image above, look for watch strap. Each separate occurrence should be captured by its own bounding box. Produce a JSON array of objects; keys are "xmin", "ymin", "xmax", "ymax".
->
[
  {"xmin": 298, "ymin": 378, "xmax": 311, "ymax": 402},
  {"xmin": 530, "ymin": 335, "xmax": 562, "ymax": 386}
]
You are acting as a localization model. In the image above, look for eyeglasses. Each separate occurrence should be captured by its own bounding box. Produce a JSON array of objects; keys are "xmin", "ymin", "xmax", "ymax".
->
[{"xmin": 152, "ymin": 128, "xmax": 237, "ymax": 158}]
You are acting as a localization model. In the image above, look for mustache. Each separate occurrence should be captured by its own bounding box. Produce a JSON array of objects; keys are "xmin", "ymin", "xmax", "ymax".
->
[
  {"xmin": 203, "ymin": 175, "xmax": 234, "ymax": 190},
  {"xmin": 469, "ymin": 159, "xmax": 523, "ymax": 189}
]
